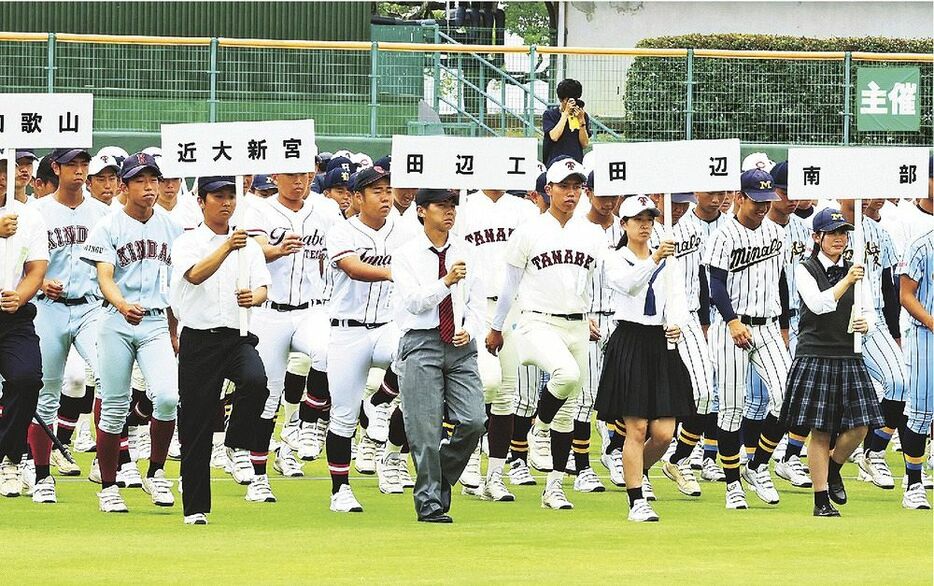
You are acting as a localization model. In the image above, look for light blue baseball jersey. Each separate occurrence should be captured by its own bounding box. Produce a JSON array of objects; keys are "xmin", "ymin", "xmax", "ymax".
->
[
  {"xmin": 899, "ymin": 228, "xmax": 934, "ymax": 327},
  {"xmin": 80, "ymin": 207, "xmax": 183, "ymax": 309},
  {"xmin": 845, "ymin": 218, "xmax": 897, "ymax": 311},
  {"xmin": 34, "ymin": 195, "xmax": 111, "ymax": 299}
]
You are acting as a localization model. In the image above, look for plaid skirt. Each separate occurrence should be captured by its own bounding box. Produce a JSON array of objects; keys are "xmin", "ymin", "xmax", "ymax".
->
[{"xmin": 779, "ymin": 356, "xmax": 883, "ymax": 434}]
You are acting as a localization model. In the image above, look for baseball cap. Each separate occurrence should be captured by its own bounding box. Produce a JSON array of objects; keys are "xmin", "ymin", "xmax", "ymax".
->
[
  {"xmin": 197, "ymin": 175, "xmax": 236, "ymax": 196},
  {"xmin": 347, "ymin": 171, "xmax": 359, "ymax": 193},
  {"xmin": 415, "ymin": 188, "xmax": 458, "ymax": 206},
  {"xmin": 740, "ymin": 169, "xmax": 780, "ymax": 202},
  {"xmin": 373, "ymin": 155, "xmax": 391, "ymax": 171},
  {"xmin": 15, "ymin": 149, "xmax": 37, "ymax": 162},
  {"xmin": 351, "ymin": 152, "xmax": 373, "ymax": 169},
  {"xmin": 96, "ymin": 146, "xmax": 129, "ymax": 165},
  {"xmin": 50, "ymin": 148, "xmax": 91, "ymax": 164},
  {"xmin": 89, "ymin": 154, "xmax": 121, "ymax": 176},
  {"xmin": 671, "ymin": 192, "xmax": 698, "ymax": 204},
  {"xmin": 322, "ymin": 168, "xmax": 350, "ymax": 190},
  {"xmin": 546, "ymin": 158, "xmax": 587, "ymax": 184},
  {"xmin": 618, "ymin": 194, "xmax": 661, "ymax": 219},
  {"xmin": 586, "ymin": 170, "xmax": 594, "ymax": 192},
  {"xmin": 812, "ymin": 208, "xmax": 854, "ymax": 233},
  {"xmin": 326, "ymin": 156, "xmax": 354, "ymax": 173},
  {"xmin": 354, "ymin": 165, "xmax": 390, "ymax": 191},
  {"xmin": 535, "ymin": 172, "xmax": 548, "ymax": 195},
  {"xmin": 142, "ymin": 146, "xmax": 163, "ymax": 159},
  {"xmin": 252, "ymin": 174, "xmax": 276, "ymax": 190},
  {"xmin": 770, "ymin": 161, "xmax": 788, "ymax": 189},
  {"xmin": 120, "ymin": 152, "xmax": 162, "ymax": 180},
  {"xmin": 741, "ymin": 152, "xmax": 775, "ymax": 172}
]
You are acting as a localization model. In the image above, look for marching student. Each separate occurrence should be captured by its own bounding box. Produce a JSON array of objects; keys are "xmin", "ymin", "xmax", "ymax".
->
[
  {"xmin": 779, "ymin": 209, "xmax": 880, "ymax": 517},
  {"xmin": 392, "ymin": 188, "xmax": 486, "ymax": 523},
  {"xmin": 171, "ymin": 176, "xmax": 272, "ymax": 525}
]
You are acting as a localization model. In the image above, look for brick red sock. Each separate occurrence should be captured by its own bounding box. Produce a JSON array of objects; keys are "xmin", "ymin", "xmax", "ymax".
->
[
  {"xmin": 148, "ymin": 418, "xmax": 176, "ymax": 476},
  {"xmin": 97, "ymin": 430, "xmax": 121, "ymax": 487}
]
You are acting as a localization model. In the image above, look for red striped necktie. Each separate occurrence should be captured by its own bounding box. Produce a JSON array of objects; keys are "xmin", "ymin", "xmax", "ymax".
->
[{"xmin": 432, "ymin": 246, "xmax": 455, "ymax": 343}]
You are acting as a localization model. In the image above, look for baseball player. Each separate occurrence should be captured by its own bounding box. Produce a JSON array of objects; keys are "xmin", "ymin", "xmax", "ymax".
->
[
  {"xmin": 704, "ymin": 169, "xmax": 792, "ymax": 509},
  {"xmin": 324, "ymin": 165, "xmax": 409, "ymax": 513},
  {"xmin": 321, "ymin": 167, "xmax": 353, "ymax": 217},
  {"xmin": 86, "ymin": 154, "xmax": 122, "ymax": 207},
  {"xmin": 27, "ymin": 148, "xmax": 111, "ymax": 503},
  {"xmin": 898, "ymin": 228, "xmax": 933, "ymax": 510},
  {"xmin": 485, "ymin": 158, "xmax": 607, "ymax": 510},
  {"xmin": 31, "ymin": 155, "xmax": 59, "ymax": 200},
  {"xmin": 0, "ymin": 152, "xmax": 48, "ymax": 498},
  {"xmin": 80, "ymin": 153, "xmax": 183, "ymax": 513},
  {"xmin": 11, "ymin": 150, "xmax": 37, "ymax": 204}
]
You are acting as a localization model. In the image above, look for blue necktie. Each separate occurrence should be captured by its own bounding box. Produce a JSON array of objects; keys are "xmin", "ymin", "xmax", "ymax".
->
[{"xmin": 644, "ymin": 259, "xmax": 667, "ymax": 316}]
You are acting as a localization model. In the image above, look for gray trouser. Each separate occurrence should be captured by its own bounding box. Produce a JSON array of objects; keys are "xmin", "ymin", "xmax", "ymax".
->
[{"xmin": 397, "ymin": 329, "xmax": 486, "ymax": 520}]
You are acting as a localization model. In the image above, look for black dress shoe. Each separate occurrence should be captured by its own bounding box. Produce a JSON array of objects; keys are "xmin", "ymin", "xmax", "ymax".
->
[
  {"xmin": 813, "ymin": 502, "xmax": 841, "ymax": 517},
  {"xmin": 828, "ymin": 480, "xmax": 847, "ymax": 505},
  {"xmin": 418, "ymin": 513, "xmax": 454, "ymax": 524}
]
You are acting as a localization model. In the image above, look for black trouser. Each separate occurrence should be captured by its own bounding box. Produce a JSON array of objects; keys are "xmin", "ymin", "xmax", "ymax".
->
[
  {"xmin": 178, "ymin": 327, "xmax": 269, "ymax": 517},
  {"xmin": 0, "ymin": 304, "xmax": 43, "ymax": 464}
]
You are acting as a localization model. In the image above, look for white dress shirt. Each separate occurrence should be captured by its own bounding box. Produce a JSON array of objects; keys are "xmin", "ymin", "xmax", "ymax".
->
[
  {"xmin": 603, "ymin": 245, "xmax": 690, "ymax": 327},
  {"xmin": 390, "ymin": 231, "xmax": 486, "ymax": 343},
  {"xmin": 795, "ymin": 251, "xmax": 875, "ymax": 329}
]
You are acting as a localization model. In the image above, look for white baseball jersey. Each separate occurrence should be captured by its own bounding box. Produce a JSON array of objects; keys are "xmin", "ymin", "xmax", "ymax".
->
[
  {"xmin": 845, "ymin": 217, "xmax": 897, "ymax": 311},
  {"xmin": 767, "ymin": 215, "xmax": 812, "ymax": 312},
  {"xmin": 80, "ymin": 207, "xmax": 183, "ymax": 309},
  {"xmin": 504, "ymin": 212, "xmax": 606, "ymax": 315},
  {"xmin": 889, "ymin": 200, "xmax": 934, "ymax": 259},
  {"xmin": 33, "ymin": 195, "xmax": 111, "ymax": 299},
  {"xmin": 590, "ymin": 217, "xmax": 623, "ymax": 313},
  {"xmin": 650, "ymin": 219, "xmax": 704, "ymax": 312},
  {"xmin": 899, "ymin": 228, "xmax": 934, "ymax": 327},
  {"xmin": 703, "ymin": 217, "xmax": 786, "ymax": 318},
  {"xmin": 454, "ymin": 191, "xmax": 537, "ymax": 296},
  {"xmin": 327, "ymin": 214, "xmax": 409, "ymax": 323},
  {"xmin": 243, "ymin": 195, "xmax": 339, "ymax": 305},
  {"xmin": 0, "ymin": 200, "xmax": 48, "ymax": 289}
]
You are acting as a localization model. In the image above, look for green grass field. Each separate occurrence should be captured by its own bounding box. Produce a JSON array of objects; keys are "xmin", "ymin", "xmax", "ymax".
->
[{"xmin": 1, "ymin": 448, "xmax": 930, "ymax": 584}]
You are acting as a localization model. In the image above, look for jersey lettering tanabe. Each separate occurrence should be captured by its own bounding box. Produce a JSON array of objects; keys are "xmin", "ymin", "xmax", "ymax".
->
[
  {"xmin": 34, "ymin": 195, "xmax": 111, "ymax": 299},
  {"xmin": 899, "ymin": 228, "xmax": 934, "ymax": 327},
  {"xmin": 651, "ymin": 220, "xmax": 703, "ymax": 312},
  {"xmin": 243, "ymin": 196, "xmax": 337, "ymax": 305},
  {"xmin": 844, "ymin": 217, "xmax": 897, "ymax": 310},
  {"xmin": 703, "ymin": 217, "xmax": 786, "ymax": 318},
  {"xmin": 590, "ymin": 219, "xmax": 622, "ymax": 313},
  {"xmin": 327, "ymin": 215, "xmax": 409, "ymax": 323},
  {"xmin": 80, "ymin": 207, "xmax": 183, "ymax": 309}
]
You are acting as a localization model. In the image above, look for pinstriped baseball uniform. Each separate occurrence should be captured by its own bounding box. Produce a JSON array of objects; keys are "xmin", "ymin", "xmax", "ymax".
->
[{"xmin": 899, "ymin": 228, "xmax": 933, "ymax": 434}]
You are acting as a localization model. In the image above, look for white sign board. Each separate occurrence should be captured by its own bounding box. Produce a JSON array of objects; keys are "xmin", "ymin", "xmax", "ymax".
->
[
  {"xmin": 592, "ymin": 139, "xmax": 741, "ymax": 196},
  {"xmin": 390, "ymin": 135, "xmax": 538, "ymax": 190},
  {"xmin": 159, "ymin": 119, "xmax": 316, "ymax": 177},
  {"xmin": 787, "ymin": 147, "xmax": 929, "ymax": 200},
  {"xmin": 0, "ymin": 93, "xmax": 93, "ymax": 148}
]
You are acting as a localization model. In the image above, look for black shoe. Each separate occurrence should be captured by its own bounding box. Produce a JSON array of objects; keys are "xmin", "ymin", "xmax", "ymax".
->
[
  {"xmin": 813, "ymin": 502, "xmax": 841, "ymax": 517},
  {"xmin": 828, "ymin": 480, "xmax": 847, "ymax": 505},
  {"xmin": 418, "ymin": 513, "xmax": 453, "ymax": 524}
]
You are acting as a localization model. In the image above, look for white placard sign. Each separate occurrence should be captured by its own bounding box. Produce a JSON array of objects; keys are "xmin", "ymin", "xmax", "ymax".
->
[
  {"xmin": 592, "ymin": 139, "xmax": 741, "ymax": 196},
  {"xmin": 787, "ymin": 147, "xmax": 929, "ymax": 200},
  {"xmin": 390, "ymin": 135, "xmax": 538, "ymax": 190},
  {"xmin": 159, "ymin": 119, "xmax": 317, "ymax": 177},
  {"xmin": 0, "ymin": 93, "xmax": 93, "ymax": 148}
]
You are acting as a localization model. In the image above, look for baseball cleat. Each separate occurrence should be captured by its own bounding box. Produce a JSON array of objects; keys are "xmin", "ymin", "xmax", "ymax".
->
[
  {"xmin": 51, "ymin": 450, "xmax": 80, "ymax": 477},
  {"xmin": 775, "ymin": 455, "xmax": 812, "ymax": 488},
  {"xmin": 142, "ymin": 469, "xmax": 175, "ymax": 507},
  {"xmin": 210, "ymin": 440, "xmax": 231, "ymax": 471},
  {"xmin": 329, "ymin": 484, "xmax": 363, "ymax": 513},
  {"xmin": 642, "ymin": 473, "xmax": 656, "ymax": 502},
  {"xmin": 901, "ymin": 471, "xmax": 934, "ymax": 491},
  {"xmin": 298, "ymin": 419, "xmax": 327, "ymax": 461},
  {"xmin": 245, "ymin": 474, "xmax": 277, "ymax": 503},
  {"xmin": 273, "ymin": 446, "xmax": 305, "ymax": 478},
  {"xmin": 184, "ymin": 513, "xmax": 208, "ymax": 525},
  {"xmin": 355, "ymin": 436, "xmax": 377, "ymax": 475},
  {"xmin": 363, "ymin": 402, "xmax": 391, "ymax": 444},
  {"xmin": 528, "ymin": 427, "xmax": 553, "ymax": 472},
  {"xmin": 31, "ymin": 476, "xmax": 57, "ymax": 504},
  {"xmin": 541, "ymin": 479, "xmax": 573, "ymax": 510},
  {"xmin": 0, "ymin": 459, "xmax": 22, "ymax": 497},
  {"xmin": 398, "ymin": 454, "xmax": 415, "ymax": 489},
  {"xmin": 88, "ymin": 458, "xmax": 102, "ymax": 484},
  {"xmin": 116, "ymin": 462, "xmax": 143, "ymax": 489},
  {"xmin": 482, "ymin": 471, "xmax": 516, "ymax": 502},
  {"xmin": 600, "ymin": 450, "xmax": 625, "ymax": 487},
  {"xmin": 859, "ymin": 450, "xmax": 895, "ymax": 489},
  {"xmin": 97, "ymin": 485, "xmax": 129, "ymax": 513},
  {"xmin": 662, "ymin": 460, "xmax": 701, "ymax": 497},
  {"xmin": 73, "ymin": 418, "xmax": 96, "ymax": 453},
  {"xmin": 725, "ymin": 481, "xmax": 748, "ymax": 510},
  {"xmin": 227, "ymin": 448, "xmax": 254, "ymax": 485},
  {"xmin": 507, "ymin": 459, "xmax": 537, "ymax": 486},
  {"xmin": 903, "ymin": 483, "xmax": 932, "ymax": 510},
  {"xmin": 700, "ymin": 459, "xmax": 726, "ymax": 482},
  {"xmin": 628, "ymin": 498, "xmax": 659, "ymax": 522},
  {"xmin": 746, "ymin": 464, "xmax": 780, "ymax": 505},
  {"xmin": 377, "ymin": 451, "xmax": 404, "ymax": 494},
  {"xmin": 573, "ymin": 467, "xmax": 606, "ymax": 493},
  {"xmin": 459, "ymin": 444, "xmax": 482, "ymax": 489}
]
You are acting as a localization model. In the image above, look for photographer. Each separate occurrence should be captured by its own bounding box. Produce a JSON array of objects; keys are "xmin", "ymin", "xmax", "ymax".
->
[{"xmin": 542, "ymin": 78, "xmax": 591, "ymax": 166}]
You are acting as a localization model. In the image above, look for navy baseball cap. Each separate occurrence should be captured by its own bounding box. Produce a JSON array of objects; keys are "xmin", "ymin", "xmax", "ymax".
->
[
  {"xmin": 506, "ymin": 189, "xmax": 528, "ymax": 197},
  {"xmin": 347, "ymin": 171, "xmax": 359, "ymax": 193},
  {"xmin": 535, "ymin": 172, "xmax": 548, "ymax": 195},
  {"xmin": 415, "ymin": 188, "xmax": 458, "ymax": 206},
  {"xmin": 586, "ymin": 170, "xmax": 594, "ymax": 192},
  {"xmin": 812, "ymin": 208, "xmax": 854, "ymax": 233},
  {"xmin": 252, "ymin": 174, "xmax": 276, "ymax": 190},
  {"xmin": 326, "ymin": 156, "xmax": 354, "ymax": 173},
  {"xmin": 323, "ymin": 168, "xmax": 350, "ymax": 190},
  {"xmin": 198, "ymin": 176, "xmax": 236, "ymax": 196},
  {"xmin": 671, "ymin": 192, "xmax": 697, "ymax": 204},
  {"xmin": 50, "ymin": 148, "xmax": 91, "ymax": 164},
  {"xmin": 120, "ymin": 152, "xmax": 162, "ymax": 180},
  {"xmin": 373, "ymin": 155, "xmax": 391, "ymax": 171},
  {"xmin": 354, "ymin": 165, "xmax": 390, "ymax": 191},
  {"xmin": 740, "ymin": 169, "xmax": 779, "ymax": 202},
  {"xmin": 16, "ymin": 149, "xmax": 37, "ymax": 162},
  {"xmin": 770, "ymin": 161, "xmax": 788, "ymax": 189}
]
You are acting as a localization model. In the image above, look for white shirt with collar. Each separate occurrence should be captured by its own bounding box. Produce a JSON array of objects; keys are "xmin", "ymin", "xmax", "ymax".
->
[
  {"xmin": 795, "ymin": 251, "xmax": 874, "ymax": 328},
  {"xmin": 603, "ymin": 245, "xmax": 690, "ymax": 327},
  {"xmin": 0, "ymin": 198, "xmax": 48, "ymax": 290},
  {"xmin": 170, "ymin": 223, "xmax": 271, "ymax": 331}
]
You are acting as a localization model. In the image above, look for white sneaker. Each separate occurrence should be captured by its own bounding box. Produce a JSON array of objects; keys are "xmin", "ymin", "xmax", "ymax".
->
[
  {"xmin": 858, "ymin": 450, "xmax": 895, "ymax": 489},
  {"xmin": 628, "ymin": 498, "xmax": 659, "ymax": 522},
  {"xmin": 363, "ymin": 402, "xmax": 391, "ymax": 444},
  {"xmin": 97, "ymin": 485, "xmax": 128, "ymax": 513},
  {"xmin": 564, "ymin": 450, "xmax": 576, "ymax": 475},
  {"xmin": 168, "ymin": 428, "xmax": 181, "ymax": 460},
  {"xmin": 775, "ymin": 455, "xmax": 813, "ymax": 488},
  {"xmin": 210, "ymin": 440, "xmax": 231, "ymax": 471},
  {"xmin": 128, "ymin": 425, "xmax": 150, "ymax": 461},
  {"xmin": 51, "ymin": 450, "xmax": 80, "ymax": 476},
  {"xmin": 227, "ymin": 448, "xmax": 254, "ymax": 485},
  {"xmin": 273, "ymin": 446, "xmax": 305, "ymax": 478},
  {"xmin": 600, "ymin": 450, "xmax": 625, "ymax": 487},
  {"xmin": 528, "ymin": 426, "xmax": 553, "ymax": 472},
  {"xmin": 20, "ymin": 459, "xmax": 36, "ymax": 495},
  {"xmin": 901, "ymin": 470, "xmax": 934, "ymax": 491},
  {"xmin": 280, "ymin": 417, "xmax": 300, "ymax": 451},
  {"xmin": 459, "ymin": 444, "xmax": 482, "ymax": 489},
  {"xmin": 116, "ymin": 462, "xmax": 143, "ymax": 489},
  {"xmin": 662, "ymin": 437, "xmax": 677, "ymax": 464},
  {"xmin": 178, "ymin": 476, "xmax": 183, "ymax": 494},
  {"xmin": 746, "ymin": 463, "xmax": 780, "ymax": 505},
  {"xmin": 88, "ymin": 458, "xmax": 102, "ymax": 484},
  {"xmin": 31, "ymin": 476, "xmax": 56, "ymax": 504},
  {"xmin": 541, "ymin": 478, "xmax": 573, "ymax": 510},
  {"xmin": 725, "ymin": 480, "xmax": 748, "ymax": 510},
  {"xmin": 573, "ymin": 467, "xmax": 606, "ymax": 493},
  {"xmin": 890, "ymin": 431, "xmax": 901, "ymax": 453},
  {"xmin": 73, "ymin": 417, "xmax": 96, "ymax": 453},
  {"xmin": 0, "ymin": 459, "xmax": 22, "ymax": 497},
  {"xmin": 689, "ymin": 442, "xmax": 704, "ymax": 471},
  {"xmin": 298, "ymin": 419, "xmax": 327, "ymax": 461},
  {"xmin": 377, "ymin": 451, "xmax": 404, "ymax": 494},
  {"xmin": 771, "ymin": 436, "xmax": 787, "ymax": 462},
  {"xmin": 184, "ymin": 513, "xmax": 208, "ymax": 525},
  {"xmin": 642, "ymin": 473, "xmax": 656, "ymax": 501},
  {"xmin": 507, "ymin": 459, "xmax": 537, "ymax": 486},
  {"xmin": 398, "ymin": 454, "xmax": 414, "ymax": 488},
  {"xmin": 662, "ymin": 460, "xmax": 701, "ymax": 497},
  {"xmin": 902, "ymin": 483, "xmax": 932, "ymax": 510},
  {"xmin": 329, "ymin": 484, "xmax": 363, "ymax": 512},
  {"xmin": 355, "ymin": 436, "xmax": 377, "ymax": 474},
  {"xmin": 142, "ymin": 469, "xmax": 175, "ymax": 506},
  {"xmin": 700, "ymin": 458, "xmax": 726, "ymax": 482},
  {"xmin": 462, "ymin": 482, "xmax": 484, "ymax": 497},
  {"xmin": 245, "ymin": 474, "xmax": 276, "ymax": 502},
  {"xmin": 482, "ymin": 471, "xmax": 516, "ymax": 501},
  {"xmin": 596, "ymin": 420, "xmax": 611, "ymax": 456}
]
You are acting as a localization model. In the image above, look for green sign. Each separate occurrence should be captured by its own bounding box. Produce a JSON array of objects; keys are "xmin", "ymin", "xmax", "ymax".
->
[{"xmin": 856, "ymin": 67, "xmax": 921, "ymax": 132}]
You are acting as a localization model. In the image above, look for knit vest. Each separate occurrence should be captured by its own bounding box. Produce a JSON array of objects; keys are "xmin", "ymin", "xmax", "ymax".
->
[{"xmin": 796, "ymin": 255, "xmax": 857, "ymax": 357}]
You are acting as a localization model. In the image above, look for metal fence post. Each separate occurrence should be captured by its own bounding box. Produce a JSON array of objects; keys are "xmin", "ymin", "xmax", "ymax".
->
[
  {"xmin": 842, "ymin": 51, "xmax": 852, "ymax": 145},
  {"xmin": 684, "ymin": 48, "xmax": 694, "ymax": 140},
  {"xmin": 457, "ymin": 53, "xmax": 463, "ymax": 125},
  {"xmin": 208, "ymin": 37, "xmax": 218, "ymax": 123},
  {"xmin": 526, "ymin": 45, "xmax": 537, "ymax": 137},
  {"xmin": 369, "ymin": 41, "xmax": 379, "ymax": 137},
  {"xmin": 432, "ymin": 25, "xmax": 441, "ymax": 112},
  {"xmin": 46, "ymin": 33, "xmax": 56, "ymax": 92},
  {"xmin": 479, "ymin": 65, "xmax": 486, "ymax": 128}
]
